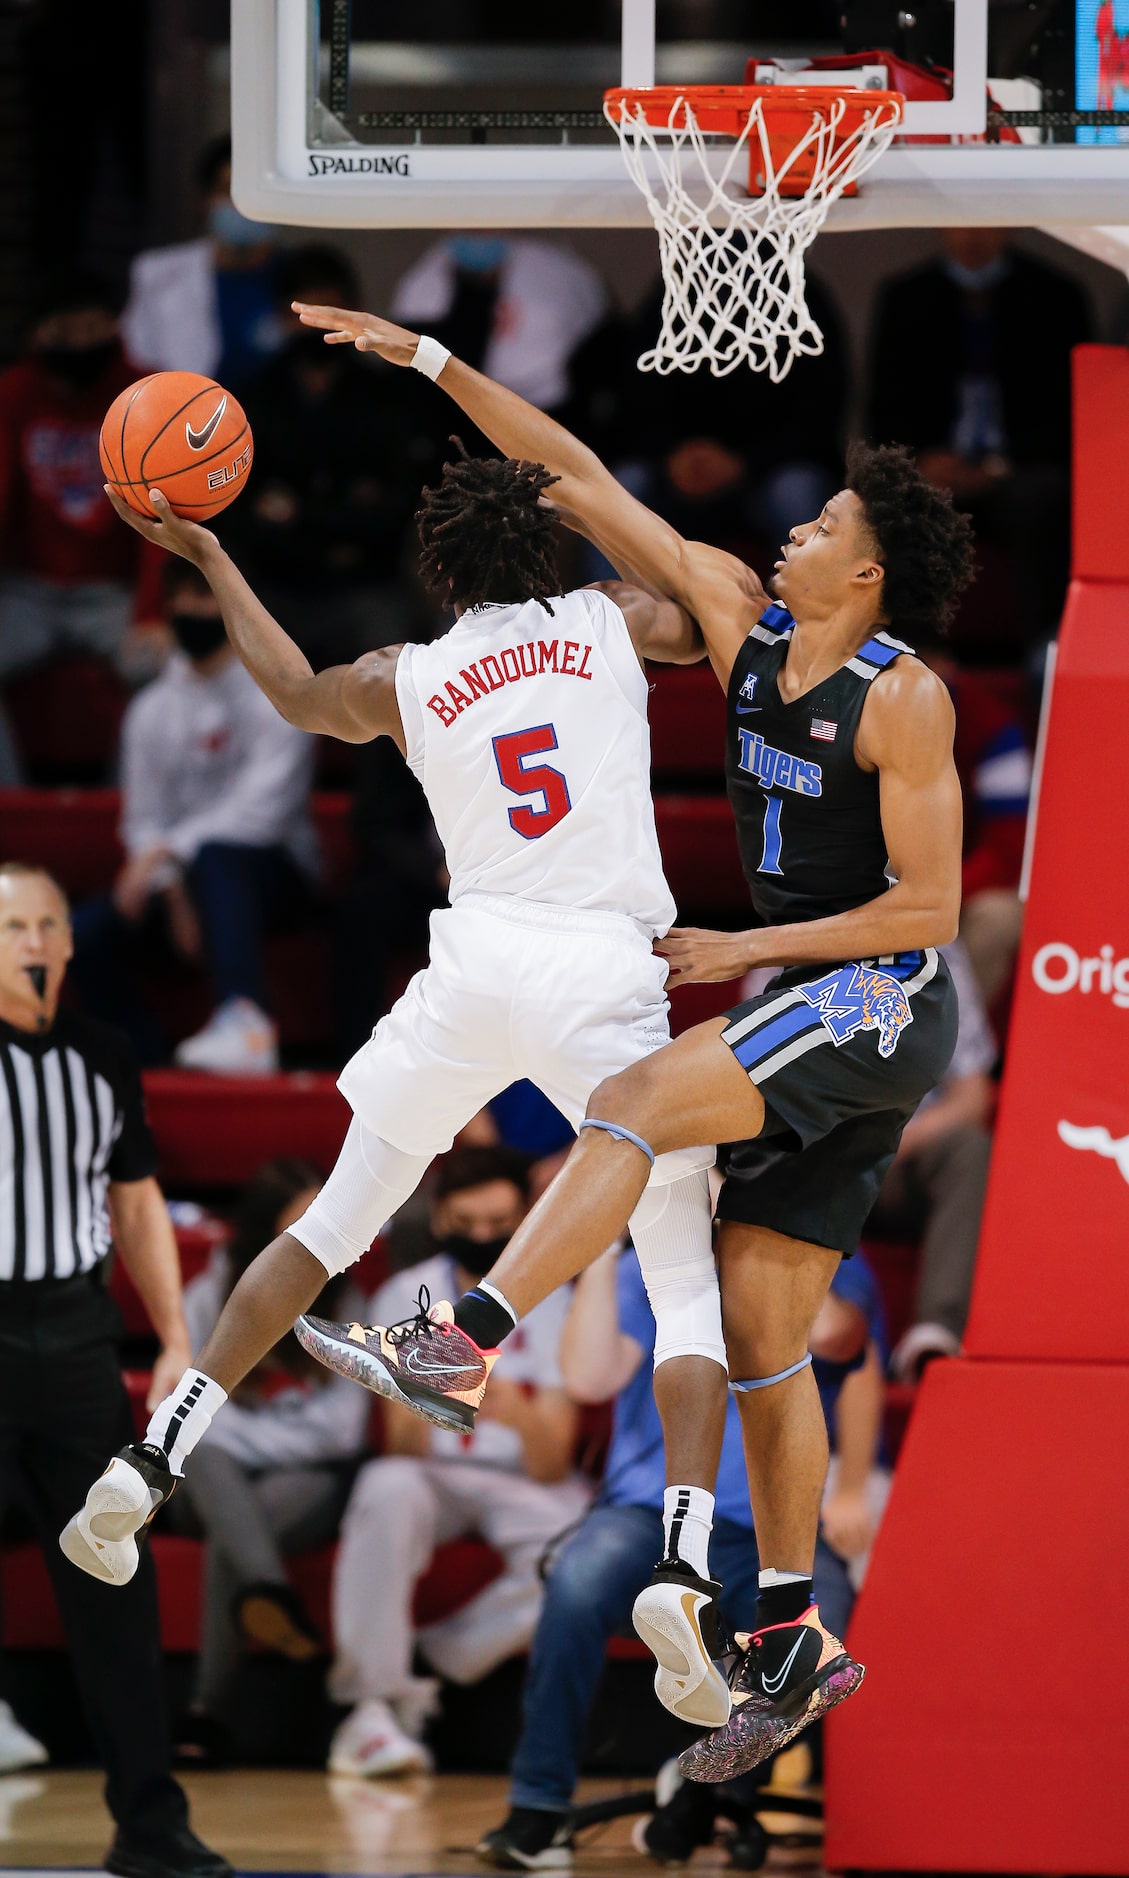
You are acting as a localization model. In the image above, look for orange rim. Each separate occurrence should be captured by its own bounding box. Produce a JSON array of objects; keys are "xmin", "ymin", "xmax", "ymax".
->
[{"xmin": 603, "ymin": 84, "xmax": 904, "ymax": 139}]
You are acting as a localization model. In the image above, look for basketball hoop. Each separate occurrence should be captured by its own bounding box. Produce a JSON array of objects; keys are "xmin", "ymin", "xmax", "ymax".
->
[{"xmin": 604, "ymin": 85, "xmax": 903, "ymax": 381}]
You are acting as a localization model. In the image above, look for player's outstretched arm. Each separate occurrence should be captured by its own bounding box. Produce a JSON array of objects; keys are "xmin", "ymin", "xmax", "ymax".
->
[
  {"xmin": 104, "ymin": 486, "xmax": 404, "ymax": 747},
  {"xmin": 658, "ymin": 659, "xmax": 962, "ymax": 984},
  {"xmin": 293, "ymin": 302, "xmax": 761, "ymax": 687},
  {"xmin": 589, "ymin": 579, "xmax": 705, "ymax": 666}
]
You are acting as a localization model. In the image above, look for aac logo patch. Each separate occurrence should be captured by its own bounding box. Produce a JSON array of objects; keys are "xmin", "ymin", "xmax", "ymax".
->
[{"xmin": 799, "ymin": 964, "xmax": 914, "ymax": 1059}]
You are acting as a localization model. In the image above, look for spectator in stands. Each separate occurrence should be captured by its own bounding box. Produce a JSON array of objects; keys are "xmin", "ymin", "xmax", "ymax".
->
[
  {"xmin": 0, "ymin": 862, "xmax": 229, "ymax": 1878},
  {"xmin": 166, "ymin": 1159, "xmax": 370, "ymax": 1767},
  {"xmin": 591, "ymin": 271, "xmax": 848, "ymax": 570},
  {"xmin": 390, "ymin": 235, "xmax": 609, "ymax": 438},
  {"xmin": 72, "ymin": 560, "xmax": 320, "ymax": 1073},
  {"xmin": 0, "ymin": 271, "xmax": 143, "ymax": 783},
  {"xmin": 868, "ymin": 230, "xmax": 1092, "ymax": 653},
  {"xmin": 913, "ymin": 627, "xmax": 1033, "ymax": 1005},
  {"xmin": 327, "ymin": 1148, "xmax": 590, "ymax": 1779},
  {"xmin": 869, "ymin": 942, "xmax": 996, "ymax": 1382},
  {"xmin": 814, "ymin": 1255, "xmax": 891, "ymax": 1597},
  {"xmin": 217, "ymin": 245, "xmax": 429, "ymax": 670},
  {"xmin": 479, "ymin": 1243, "xmax": 885, "ymax": 1871},
  {"xmin": 122, "ymin": 137, "xmax": 282, "ymax": 388}
]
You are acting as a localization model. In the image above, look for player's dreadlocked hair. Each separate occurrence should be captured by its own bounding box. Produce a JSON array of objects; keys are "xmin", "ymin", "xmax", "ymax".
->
[
  {"xmin": 846, "ymin": 441, "xmax": 975, "ymax": 636},
  {"xmin": 416, "ymin": 439, "xmax": 562, "ymax": 615}
]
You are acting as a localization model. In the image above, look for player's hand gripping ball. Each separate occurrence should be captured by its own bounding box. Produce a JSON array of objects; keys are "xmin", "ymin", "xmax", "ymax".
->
[{"xmin": 99, "ymin": 371, "xmax": 253, "ymax": 520}]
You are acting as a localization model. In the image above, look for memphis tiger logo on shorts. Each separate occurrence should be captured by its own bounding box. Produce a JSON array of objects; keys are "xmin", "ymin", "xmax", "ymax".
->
[{"xmin": 798, "ymin": 964, "xmax": 914, "ymax": 1059}]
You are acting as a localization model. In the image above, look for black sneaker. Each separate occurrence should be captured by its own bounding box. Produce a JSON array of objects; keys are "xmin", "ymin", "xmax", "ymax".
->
[
  {"xmin": 104, "ymin": 1822, "xmax": 232, "ymax": 1878},
  {"xmin": 60, "ymin": 1443, "xmax": 176, "ymax": 1586},
  {"xmin": 678, "ymin": 1607, "xmax": 865, "ymax": 1783},
  {"xmin": 631, "ymin": 1556, "xmax": 732, "ymax": 1727},
  {"xmin": 173, "ymin": 1711, "xmax": 231, "ymax": 1770},
  {"xmin": 631, "ymin": 1775, "xmax": 718, "ymax": 1865},
  {"xmin": 234, "ymin": 1581, "xmax": 321, "ymax": 1660},
  {"xmin": 476, "ymin": 1806, "xmax": 573, "ymax": 1870},
  {"xmin": 296, "ymin": 1286, "xmax": 498, "ymax": 1434}
]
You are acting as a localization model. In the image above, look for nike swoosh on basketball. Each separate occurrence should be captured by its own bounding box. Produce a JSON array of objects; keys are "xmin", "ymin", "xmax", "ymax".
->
[
  {"xmin": 760, "ymin": 1631, "xmax": 806, "ymax": 1696},
  {"xmin": 403, "ymin": 1350, "xmax": 482, "ymax": 1378},
  {"xmin": 185, "ymin": 396, "xmax": 228, "ymax": 451}
]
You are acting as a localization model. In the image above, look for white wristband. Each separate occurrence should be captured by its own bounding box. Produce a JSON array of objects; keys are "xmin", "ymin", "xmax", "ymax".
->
[{"xmin": 411, "ymin": 335, "xmax": 451, "ymax": 381}]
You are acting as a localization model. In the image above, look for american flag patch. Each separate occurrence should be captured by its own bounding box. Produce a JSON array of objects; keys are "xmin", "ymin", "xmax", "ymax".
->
[{"xmin": 810, "ymin": 718, "xmax": 838, "ymax": 742}]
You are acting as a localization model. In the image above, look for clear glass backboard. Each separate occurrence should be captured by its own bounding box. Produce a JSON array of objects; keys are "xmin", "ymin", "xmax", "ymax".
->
[{"xmin": 230, "ymin": 0, "xmax": 1129, "ymax": 238}]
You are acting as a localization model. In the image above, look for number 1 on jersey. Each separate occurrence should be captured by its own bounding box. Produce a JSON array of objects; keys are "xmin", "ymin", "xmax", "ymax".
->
[
  {"xmin": 493, "ymin": 725, "xmax": 573, "ymax": 840},
  {"xmin": 759, "ymin": 795, "xmax": 784, "ymax": 875}
]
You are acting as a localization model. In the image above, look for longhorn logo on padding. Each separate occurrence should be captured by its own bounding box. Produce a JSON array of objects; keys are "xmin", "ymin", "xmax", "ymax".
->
[{"xmin": 1058, "ymin": 1121, "xmax": 1129, "ymax": 1187}]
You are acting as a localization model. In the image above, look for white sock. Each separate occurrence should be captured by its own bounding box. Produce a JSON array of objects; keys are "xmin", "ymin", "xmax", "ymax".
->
[
  {"xmin": 476, "ymin": 1279, "xmax": 518, "ymax": 1328},
  {"xmin": 144, "ymin": 1368, "xmax": 228, "ymax": 1477},
  {"xmin": 758, "ymin": 1568, "xmax": 811, "ymax": 1589},
  {"xmin": 663, "ymin": 1485, "xmax": 714, "ymax": 1578}
]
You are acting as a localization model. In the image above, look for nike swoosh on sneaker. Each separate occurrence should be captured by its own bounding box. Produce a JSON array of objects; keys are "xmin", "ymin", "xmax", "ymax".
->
[
  {"xmin": 185, "ymin": 396, "xmax": 228, "ymax": 451},
  {"xmin": 402, "ymin": 1350, "xmax": 482, "ymax": 1378},
  {"xmin": 760, "ymin": 1631, "xmax": 806, "ymax": 1696}
]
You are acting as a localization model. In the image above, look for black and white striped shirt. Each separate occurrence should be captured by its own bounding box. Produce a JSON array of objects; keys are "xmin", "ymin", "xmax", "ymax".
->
[{"xmin": 0, "ymin": 1011, "xmax": 158, "ymax": 1281}]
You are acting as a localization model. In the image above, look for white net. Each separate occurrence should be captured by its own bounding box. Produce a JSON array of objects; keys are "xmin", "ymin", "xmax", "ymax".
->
[{"xmin": 605, "ymin": 88, "xmax": 902, "ymax": 381}]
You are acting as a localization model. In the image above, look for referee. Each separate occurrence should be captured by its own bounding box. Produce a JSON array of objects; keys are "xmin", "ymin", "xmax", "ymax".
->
[{"xmin": 0, "ymin": 862, "xmax": 229, "ymax": 1878}]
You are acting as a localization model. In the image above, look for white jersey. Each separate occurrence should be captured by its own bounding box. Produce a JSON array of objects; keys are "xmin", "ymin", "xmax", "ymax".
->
[{"xmin": 395, "ymin": 588, "xmax": 677, "ymax": 936}]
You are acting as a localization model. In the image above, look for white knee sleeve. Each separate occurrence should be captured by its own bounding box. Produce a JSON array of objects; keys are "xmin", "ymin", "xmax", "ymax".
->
[
  {"xmin": 288, "ymin": 1117, "xmax": 433, "ymax": 1277},
  {"xmin": 629, "ymin": 1168, "xmax": 727, "ymax": 1372}
]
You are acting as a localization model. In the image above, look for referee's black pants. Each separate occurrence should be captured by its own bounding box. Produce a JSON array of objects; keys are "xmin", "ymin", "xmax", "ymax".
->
[{"xmin": 0, "ymin": 1275, "xmax": 187, "ymax": 1839}]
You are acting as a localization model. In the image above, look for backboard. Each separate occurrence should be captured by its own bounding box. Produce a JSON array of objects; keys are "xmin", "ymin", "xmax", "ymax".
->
[{"xmin": 231, "ymin": 0, "xmax": 1129, "ymax": 237}]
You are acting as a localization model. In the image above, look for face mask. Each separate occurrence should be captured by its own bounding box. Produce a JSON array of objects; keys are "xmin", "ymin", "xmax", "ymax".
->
[
  {"xmin": 208, "ymin": 200, "xmax": 274, "ymax": 249},
  {"xmin": 943, "ymin": 254, "xmax": 1009, "ymax": 293},
  {"xmin": 40, "ymin": 339, "xmax": 119, "ymax": 389},
  {"xmin": 169, "ymin": 612, "xmax": 227, "ymax": 661},
  {"xmin": 437, "ymin": 1231, "xmax": 511, "ymax": 1278},
  {"xmin": 448, "ymin": 236, "xmax": 509, "ymax": 275}
]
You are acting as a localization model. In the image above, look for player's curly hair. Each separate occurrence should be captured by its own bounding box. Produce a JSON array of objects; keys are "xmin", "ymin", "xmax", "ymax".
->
[
  {"xmin": 846, "ymin": 441, "xmax": 975, "ymax": 636},
  {"xmin": 416, "ymin": 439, "xmax": 561, "ymax": 615}
]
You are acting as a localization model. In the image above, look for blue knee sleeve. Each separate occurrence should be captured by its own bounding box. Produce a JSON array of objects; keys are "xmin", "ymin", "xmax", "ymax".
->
[
  {"xmin": 578, "ymin": 1117, "xmax": 655, "ymax": 1168},
  {"xmin": 730, "ymin": 1353, "xmax": 813, "ymax": 1392}
]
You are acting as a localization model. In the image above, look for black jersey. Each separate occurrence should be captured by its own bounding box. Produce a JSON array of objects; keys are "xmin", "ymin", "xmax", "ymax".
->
[{"xmin": 726, "ymin": 602, "xmax": 915, "ymax": 926}]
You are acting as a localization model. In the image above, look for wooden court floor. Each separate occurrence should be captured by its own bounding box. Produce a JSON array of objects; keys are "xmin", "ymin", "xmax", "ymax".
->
[{"xmin": 0, "ymin": 1767, "xmax": 823, "ymax": 1876}]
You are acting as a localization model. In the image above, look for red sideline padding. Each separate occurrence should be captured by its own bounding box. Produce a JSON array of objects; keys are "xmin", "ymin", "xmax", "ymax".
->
[
  {"xmin": 0, "ymin": 1532, "xmax": 504, "ymax": 1654},
  {"xmin": 143, "ymin": 1070, "xmax": 351, "ymax": 1188},
  {"xmin": 0, "ymin": 787, "xmax": 747, "ymax": 912},
  {"xmin": 825, "ymin": 1358, "xmax": 1129, "ymax": 1875},
  {"xmin": 0, "ymin": 789, "xmax": 356, "ymax": 900},
  {"xmin": 646, "ymin": 662, "xmax": 726, "ymax": 776}
]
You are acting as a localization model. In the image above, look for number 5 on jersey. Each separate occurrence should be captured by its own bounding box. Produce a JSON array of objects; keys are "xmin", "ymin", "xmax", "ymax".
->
[{"xmin": 493, "ymin": 725, "xmax": 573, "ymax": 840}]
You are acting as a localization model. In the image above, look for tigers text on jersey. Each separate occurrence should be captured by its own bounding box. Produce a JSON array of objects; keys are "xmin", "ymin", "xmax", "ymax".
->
[
  {"xmin": 395, "ymin": 588, "xmax": 677, "ymax": 936},
  {"xmin": 727, "ymin": 603, "xmax": 916, "ymax": 927}
]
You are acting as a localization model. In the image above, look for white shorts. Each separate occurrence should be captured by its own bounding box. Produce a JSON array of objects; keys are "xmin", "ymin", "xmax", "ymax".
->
[{"xmin": 337, "ymin": 892, "xmax": 712, "ymax": 1185}]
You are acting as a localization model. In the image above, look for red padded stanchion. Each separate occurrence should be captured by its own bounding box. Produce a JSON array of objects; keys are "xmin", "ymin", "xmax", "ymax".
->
[
  {"xmin": 824, "ymin": 347, "xmax": 1129, "ymax": 1873},
  {"xmin": 825, "ymin": 1361, "xmax": 1129, "ymax": 1875}
]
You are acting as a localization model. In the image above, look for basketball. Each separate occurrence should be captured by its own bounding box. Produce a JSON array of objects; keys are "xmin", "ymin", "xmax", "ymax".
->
[{"xmin": 99, "ymin": 370, "xmax": 253, "ymax": 521}]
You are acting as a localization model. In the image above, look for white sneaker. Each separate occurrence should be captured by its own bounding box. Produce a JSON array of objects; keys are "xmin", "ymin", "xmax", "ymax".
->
[
  {"xmin": 392, "ymin": 1677, "xmax": 439, "ymax": 1742},
  {"xmin": 888, "ymin": 1321, "xmax": 960, "ymax": 1383},
  {"xmin": 59, "ymin": 1444, "xmax": 175, "ymax": 1585},
  {"xmin": 327, "ymin": 1699, "xmax": 434, "ymax": 1778},
  {"xmin": 0, "ymin": 1703, "xmax": 47, "ymax": 1772},
  {"xmin": 174, "ymin": 999, "xmax": 278, "ymax": 1076}
]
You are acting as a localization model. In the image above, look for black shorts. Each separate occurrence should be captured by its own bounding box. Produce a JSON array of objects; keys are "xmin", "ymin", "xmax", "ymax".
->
[{"xmin": 715, "ymin": 948, "xmax": 958, "ymax": 1257}]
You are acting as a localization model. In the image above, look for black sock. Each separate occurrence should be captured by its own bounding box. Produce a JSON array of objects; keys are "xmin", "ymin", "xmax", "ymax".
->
[
  {"xmin": 755, "ymin": 1577, "xmax": 813, "ymax": 1629},
  {"xmin": 452, "ymin": 1285, "xmax": 517, "ymax": 1349}
]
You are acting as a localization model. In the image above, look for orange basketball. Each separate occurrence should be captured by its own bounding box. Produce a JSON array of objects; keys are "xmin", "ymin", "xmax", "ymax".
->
[{"xmin": 100, "ymin": 371, "xmax": 253, "ymax": 521}]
